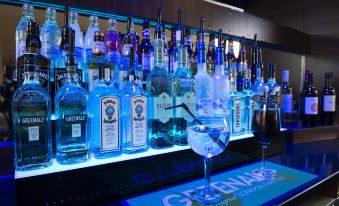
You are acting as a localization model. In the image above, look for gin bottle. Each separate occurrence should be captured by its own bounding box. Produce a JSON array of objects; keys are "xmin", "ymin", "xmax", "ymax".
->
[
  {"xmin": 146, "ymin": 9, "xmax": 173, "ymax": 148},
  {"xmin": 140, "ymin": 20, "xmax": 153, "ymax": 83},
  {"xmin": 15, "ymin": 4, "xmax": 34, "ymax": 81},
  {"xmin": 171, "ymin": 27, "xmax": 195, "ymax": 145},
  {"xmin": 122, "ymin": 47, "xmax": 148, "ymax": 152},
  {"xmin": 212, "ymin": 29, "xmax": 229, "ymax": 115},
  {"xmin": 12, "ymin": 58, "xmax": 52, "ymax": 170},
  {"xmin": 105, "ymin": 19, "xmax": 122, "ymax": 85},
  {"xmin": 90, "ymin": 64, "xmax": 121, "ymax": 158},
  {"xmin": 229, "ymin": 67, "xmax": 246, "ymax": 136},
  {"xmin": 88, "ymin": 31, "xmax": 105, "ymax": 91},
  {"xmin": 242, "ymin": 67, "xmax": 255, "ymax": 133},
  {"xmin": 17, "ymin": 21, "xmax": 51, "ymax": 93},
  {"xmin": 55, "ymin": 54, "xmax": 90, "ymax": 164},
  {"xmin": 195, "ymin": 17, "xmax": 213, "ymax": 116}
]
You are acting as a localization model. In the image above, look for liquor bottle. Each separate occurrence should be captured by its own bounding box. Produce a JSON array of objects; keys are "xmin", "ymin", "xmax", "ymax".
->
[
  {"xmin": 250, "ymin": 34, "xmax": 258, "ymax": 84},
  {"xmin": 212, "ymin": 29, "xmax": 229, "ymax": 115},
  {"xmin": 90, "ymin": 64, "xmax": 121, "ymax": 158},
  {"xmin": 169, "ymin": 25, "xmax": 178, "ymax": 76},
  {"xmin": 171, "ymin": 26, "xmax": 195, "ymax": 145},
  {"xmin": 139, "ymin": 20, "xmax": 153, "ymax": 83},
  {"xmin": 118, "ymin": 17, "xmax": 133, "ymax": 90},
  {"xmin": 55, "ymin": 54, "xmax": 90, "ymax": 164},
  {"xmin": 241, "ymin": 58, "xmax": 255, "ymax": 133},
  {"xmin": 162, "ymin": 24, "xmax": 169, "ymax": 74},
  {"xmin": 17, "ymin": 21, "xmax": 51, "ymax": 93},
  {"xmin": 321, "ymin": 72, "xmax": 336, "ymax": 125},
  {"xmin": 281, "ymin": 70, "xmax": 293, "ymax": 124},
  {"xmin": 185, "ymin": 28, "xmax": 195, "ymax": 75},
  {"xmin": 207, "ymin": 32, "xmax": 216, "ymax": 76},
  {"xmin": 122, "ymin": 47, "xmax": 148, "ymax": 152},
  {"xmin": 302, "ymin": 72, "xmax": 318, "ymax": 127},
  {"xmin": 267, "ymin": 64, "xmax": 281, "ymax": 109},
  {"xmin": 195, "ymin": 17, "xmax": 213, "ymax": 116},
  {"xmin": 68, "ymin": 11, "xmax": 84, "ymax": 87},
  {"xmin": 88, "ymin": 31, "xmax": 105, "ymax": 92},
  {"xmin": 105, "ymin": 18, "xmax": 122, "ymax": 85},
  {"xmin": 40, "ymin": 8, "xmax": 61, "ymax": 83},
  {"xmin": 236, "ymin": 37, "xmax": 247, "ymax": 92},
  {"xmin": 15, "ymin": 4, "xmax": 34, "ymax": 81},
  {"xmin": 229, "ymin": 65, "xmax": 246, "ymax": 136},
  {"xmin": 131, "ymin": 22, "xmax": 139, "ymax": 65},
  {"xmin": 227, "ymin": 39, "xmax": 237, "ymax": 89},
  {"xmin": 251, "ymin": 66, "xmax": 269, "ymax": 110},
  {"xmin": 12, "ymin": 57, "xmax": 52, "ymax": 170},
  {"xmin": 146, "ymin": 9, "xmax": 173, "ymax": 148},
  {"xmin": 84, "ymin": 16, "xmax": 100, "ymax": 66},
  {"xmin": 299, "ymin": 70, "xmax": 310, "ymax": 120}
]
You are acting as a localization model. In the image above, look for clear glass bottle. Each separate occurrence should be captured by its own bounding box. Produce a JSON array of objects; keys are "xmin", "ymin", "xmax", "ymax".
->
[
  {"xmin": 122, "ymin": 47, "xmax": 148, "ymax": 152},
  {"xmin": 12, "ymin": 58, "xmax": 52, "ymax": 171},
  {"xmin": 55, "ymin": 54, "xmax": 90, "ymax": 164},
  {"xmin": 146, "ymin": 9, "xmax": 173, "ymax": 148},
  {"xmin": 242, "ymin": 68, "xmax": 255, "ymax": 133},
  {"xmin": 84, "ymin": 16, "xmax": 100, "ymax": 66},
  {"xmin": 139, "ymin": 20, "xmax": 153, "ymax": 83},
  {"xmin": 195, "ymin": 17, "xmax": 213, "ymax": 116},
  {"xmin": 40, "ymin": 8, "xmax": 61, "ymax": 83},
  {"xmin": 251, "ymin": 63, "xmax": 268, "ymax": 111},
  {"xmin": 89, "ymin": 64, "xmax": 121, "ymax": 158},
  {"xmin": 88, "ymin": 31, "xmax": 106, "ymax": 92},
  {"xmin": 171, "ymin": 27, "xmax": 195, "ymax": 145}
]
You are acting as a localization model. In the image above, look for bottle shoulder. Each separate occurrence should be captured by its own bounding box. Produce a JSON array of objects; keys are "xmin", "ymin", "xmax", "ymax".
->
[
  {"xmin": 56, "ymin": 83, "xmax": 88, "ymax": 99},
  {"xmin": 13, "ymin": 83, "xmax": 51, "ymax": 103}
]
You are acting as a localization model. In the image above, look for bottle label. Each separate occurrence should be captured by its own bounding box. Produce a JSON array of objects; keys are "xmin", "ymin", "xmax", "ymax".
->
[
  {"xmin": 74, "ymin": 47, "xmax": 83, "ymax": 64},
  {"xmin": 305, "ymin": 97, "xmax": 318, "ymax": 114},
  {"xmin": 323, "ymin": 95, "xmax": 336, "ymax": 112},
  {"xmin": 118, "ymin": 70, "xmax": 129, "ymax": 90},
  {"xmin": 88, "ymin": 68, "xmax": 99, "ymax": 91},
  {"xmin": 62, "ymin": 114, "xmax": 87, "ymax": 143},
  {"xmin": 131, "ymin": 95, "xmax": 147, "ymax": 147},
  {"xmin": 100, "ymin": 96, "xmax": 120, "ymax": 152},
  {"xmin": 54, "ymin": 68, "xmax": 66, "ymax": 92},
  {"xmin": 175, "ymin": 92, "xmax": 196, "ymax": 122},
  {"xmin": 268, "ymin": 89, "xmax": 280, "ymax": 109},
  {"xmin": 233, "ymin": 99, "xmax": 242, "ymax": 133},
  {"xmin": 253, "ymin": 92, "xmax": 268, "ymax": 110},
  {"xmin": 213, "ymin": 78, "xmax": 229, "ymax": 114},
  {"xmin": 36, "ymin": 66, "xmax": 50, "ymax": 92},
  {"xmin": 153, "ymin": 92, "xmax": 173, "ymax": 123},
  {"xmin": 282, "ymin": 94, "xmax": 293, "ymax": 113}
]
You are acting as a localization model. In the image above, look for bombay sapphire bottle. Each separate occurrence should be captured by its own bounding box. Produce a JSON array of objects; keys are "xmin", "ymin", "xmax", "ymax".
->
[
  {"xmin": 89, "ymin": 64, "xmax": 121, "ymax": 158},
  {"xmin": 12, "ymin": 58, "xmax": 52, "ymax": 171},
  {"xmin": 140, "ymin": 20, "xmax": 153, "ymax": 83},
  {"xmin": 171, "ymin": 27, "xmax": 195, "ymax": 145},
  {"xmin": 55, "ymin": 54, "xmax": 90, "ymax": 164},
  {"xmin": 105, "ymin": 18, "xmax": 122, "ymax": 84},
  {"xmin": 147, "ymin": 9, "xmax": 173, "ymax": 148},
  {"xmin": 212, "ymin": 29, "xmax": 229, "ymax": 116},
  {"xmin": 122, "ymin": 47, "xmax": 148, "ymax": 152},
  {"xmin": 195, "ymin": 17, "xmax": 213, "ymax": 116},
  {"xmin": 88, "ymin": 31, "xmax": 105, "ymax": 92}
]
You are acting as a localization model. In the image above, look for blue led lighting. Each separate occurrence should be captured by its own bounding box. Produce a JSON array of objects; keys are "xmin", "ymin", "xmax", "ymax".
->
[
  {"xmin": 0, "ymin": 174, "xmax": 14, "ymax": 179},
  {"xmin": 0, "ymin": 142, "xmax": 13, "ymax": 147}
]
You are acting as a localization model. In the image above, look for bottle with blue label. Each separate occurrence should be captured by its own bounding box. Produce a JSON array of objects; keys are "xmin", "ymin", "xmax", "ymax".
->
[
  {"xmin": 122, "ymin": 47, "xmax": 148, "ymax": 153},
  {"xmin": 90, "ymin": 63, "xmax": 121, "ymax": 158},
  {"xmin": 12, "ymin": 56, "xmax": 52, "ymax": 171},
  {"xmin": 55, "ymin": 54, "xmax": 90, "ymax": 164}
]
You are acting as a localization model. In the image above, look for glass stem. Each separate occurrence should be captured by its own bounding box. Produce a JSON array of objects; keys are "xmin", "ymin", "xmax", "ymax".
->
[
  {"xmin": 261, "ymin": 144, "xmax": 267, "ymax": 169},
  {"xmin": 204, "ymin": 157, "xmax": 212, "ymax": 195}
]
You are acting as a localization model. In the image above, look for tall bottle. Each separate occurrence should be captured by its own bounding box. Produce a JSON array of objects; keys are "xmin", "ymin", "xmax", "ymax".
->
[
  {"xmin": 122, "ymin": 47, "xmax": 148, "ymax": 152},
  {"xmin": 236, "ymin": 37, "xmax": 247, "ymax": 92},
  {"xmin": 55, "ymin": 54, "xmax": 90, "ymax": 164},
  {"xmin": 241, "ymin": 60, "xmax": 255, "ymax": 133},
  {"xmin": 40, "ymin": 8, "xmax": 61, "ymax": 83},
  {"xmin": 212, "ymin": 29, "xmax": 229, "ymax": 115},
  {"xmin": 68, "ymin": 11, "xmax": 84, "ymax": 87},
  {"xmin": 251, "ymin": 66, "xmax": 269, "ymax": 111},
  {"xmin": 207, "ymin": 33, "xmax": 216, "ymax": 76},
  {"xmin": 302, "ymin": 72, "xmax": 318, "ymax": 127},
  {"xmin": 267, "ymin": 64, "xmax": 281, "ymax": 109},
  {"xmin": 84, "ymin": 16, "xmax": 100, "ymax": 65},
  {"xmin": 169, "ymin": 25, "xmax": 178, "ymax": 76},
  {"xmin": 227, "ymin": 39, "xmax": 237, "ymax": 89},
  {"xmin": 89, "ymin": 64, "xmax": 121, "ymax": 158},
  {"xmin": 17, "ymin": 21, "xmax": 51, "ymax": 93},
  {"xmin": 162, "ymin": 24, "xmax": 169, "ymax": 74},
  {"xmin": 250, "ymin": 34, "xmax": 258, "ymax": 84},
  {"xmin": 171, "ymin": 26, "xmax": 195, "ymax": 145},
  {"xmin": 140, "ymin": 20, "xmax": 153, "ymax": 83},
  {"xmin": 299, "ymin": 70, "xmax": 309, "ymax": 120},
  {"xmin": 321, "ymin": 73, "xmax": 336, "ymax": 125},
  {"xmin": 88, "ymin": 31, "xmax": 105, "ymax": 91},
  {"xmin": 15, "ymin": 4, "xmax": 34, "ymax": 81},
  {"xmin": 146, "ymin": 9, "xmax": 173, "ymax": 148},
  {"xmin": 185, "ymin": 29, "xmax": 195, "ymax": 75},
  {"xmin": 195, "ymin": 17, "xmax": 213, "ymax": 116},
  {"xmin": 281, "ymin": 70, "xmax": 293, "ymax": 124},
  {"xmin": 105, "ymin": 18, "xmax": 122, "ymax": 84},
  {"xmin": 12, "ymin": 56, "xmax": 52, "ymax": 170}
]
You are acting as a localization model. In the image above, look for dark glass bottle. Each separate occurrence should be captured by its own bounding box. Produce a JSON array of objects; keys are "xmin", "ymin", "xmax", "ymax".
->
[
  {"xmin": 207, "ymin": 33, "xmax": 216, "ymax": 76},
  {"xmin": 139, "ymin": 20, "xmax": 153, "ymax": 83},
  {"xmin": 281, "ymin": 70, "xmax": 294, "ymax": 124},
  {"xmin": 227, "ymin": 39, "xmax": 237, "ymax": 81},
  {"xmin": 168, "ymin": 25, "xmax": 178, "ymax": 76},
  {"xmin": 250, "ymin": 34, "xmax": 258, "ymax": 84},
  {"xmin": 302, "ymin": 72, "xmax": 318, "ymax": 127},
  {"xmin": 236, "ymin": 37, "xmax": 247, "ymax": 92},
  {"xmin": 321, "ymin": 72, "xmax": 336, "ymax": 125},
  {"xmin": 299, "ymin": 70, "xmax": 309, "ymax": 120}
]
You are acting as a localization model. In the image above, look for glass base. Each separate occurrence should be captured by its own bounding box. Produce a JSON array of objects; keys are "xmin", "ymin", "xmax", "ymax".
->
[
  {"xmin": 190, "ymin": 187, "xmax": 224, "ymax": 204},
  {"xmin": 251, "ymin": 167, "xmax": 276, "ymax": 180}
]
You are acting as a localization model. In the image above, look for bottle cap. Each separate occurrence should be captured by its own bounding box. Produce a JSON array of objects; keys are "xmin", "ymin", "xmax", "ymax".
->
[{"xmin": 94, "ymin": 31, "xmax": 104, "ymax": 42}]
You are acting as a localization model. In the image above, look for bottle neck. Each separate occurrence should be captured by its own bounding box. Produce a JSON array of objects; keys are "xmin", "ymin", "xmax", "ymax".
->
[
  {"xmin": 93, "ymin": 41, "xmax": 105, "ymax": 56},
  {"xmin": 215, "ymin": 47, "xmax": 223, "ymax": 66},
  {"xmin": 23, "ymin": 65, "xmax": 39, "ymax": 84},
  {"xmin": 230, "ymin": 68, "xmax": 237, "ymax": 91},
  {"xmin": 22, "ymin": 8, "xmax": 34, "ymax": 20},
  {"xmin": 154, "ymin": 37, "xmax": 164, "ymax": 67},
  {"xmin": 89, "ymin": 20, "xmax": 98, "ymax": 28},
  {"xmin": 256, "ymin": 67, "xmax": 263, "ymax": 82},
  {"xmin": 325, "ymin": 77, "xmax": 332, "ymax": 87},
  {"xmin": 178, "ymin": 45, "xmax": 189, "ymax": 68},
  {"xmin": 142, "ymin": 28, "xmax": 151, "ymax": 40},
  {"xmin": 243, "ymin": 77, "xmax": 251, "ymax": 91},
  {"xmin": 65, "ymin": 66, "xmax": 79, "ymax": 83},
  {"xmin": 196, "ymin": 37, "xmax": 206, "ymax": 64},
  {"xmin": 69, "ymin": 14, "xmax": 78, "ymax": 25}
]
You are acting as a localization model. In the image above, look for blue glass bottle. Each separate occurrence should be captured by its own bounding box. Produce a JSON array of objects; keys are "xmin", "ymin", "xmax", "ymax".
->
[
  {"xmin": 89, "ymin": 64, "xmax": 121, "ymax": 158},
  {"xmin": 12, "ymin": 57, "xmax": 52, "ymax": 171},
  {"xmin": 171, "ymin": 26, "xmax": 195, "ymax": 145},
  {"xmin": 242, "ymin": 68, "xmax": 255, "ymax": 133},
  {"xmin": 169, "ymin": 26, "xmax": 178, "ymax": 76},
  {"xmin": 88, "ymin": 31, "xmax": 105, "ymax": 92},
  {"xmin": 147, "ymin": 9, "xmax": 173, "ymax": 148},
  {"xmin": 252, "ymin": 66, "xmax": 269, "ymax": 110},
  {"xmin": 140, "ymin": 20, "xmax": 153, "ymax": 83},
  {"xmin": 122, "ymin": 47, "xmax": 148, "ymax": 153},
  {"xmin": 267, "ymin": 64, "xmax": 281, "ymax": 126},
  {"xmin": 55, "ymin": 54, "xmax": 90, "ymax": 164},
  {"xmin": 162, "ymin": 24, "xmax": 169, "ymax": 74}
]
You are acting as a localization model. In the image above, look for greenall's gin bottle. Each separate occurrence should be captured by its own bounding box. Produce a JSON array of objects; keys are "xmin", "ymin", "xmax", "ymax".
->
[
  {"xmin": 122, "ymin": 47, "xmax": 148, "ymax": 153},
  {"xmin": 146, "ymin": 9, "xmax": 173, "ymax": 148},
  {"xmin": 12, "ymin": 57, "xmax": 52, "ymax": 170},
  {"xmin": 55, "ymin": 54, "xmax": 90, "ymax": 164}
]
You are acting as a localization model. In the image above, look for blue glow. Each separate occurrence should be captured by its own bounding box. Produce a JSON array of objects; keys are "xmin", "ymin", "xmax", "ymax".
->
[
  {"xmin": 0, "ymin": 174, "xmax": 14, "ymax": 179},
  {"xmin": 0, "ymin": 142, "xmax": 13, "ymax": 147}
]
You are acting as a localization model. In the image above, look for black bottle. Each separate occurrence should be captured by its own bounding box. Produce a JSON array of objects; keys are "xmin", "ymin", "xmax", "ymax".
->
[
  {"xmin": 302, "ymin": 72, "xmax": 318, "ymax": 127},
  {"xmin": 321, "ymin": 72, "xmax": 336, "ymax": 125}
]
